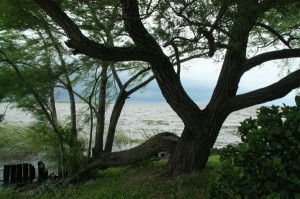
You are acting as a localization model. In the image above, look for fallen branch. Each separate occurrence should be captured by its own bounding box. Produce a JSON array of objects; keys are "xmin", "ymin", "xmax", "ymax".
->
[{"xmin": 68, "ymin": 132, "xmax": 179, "ymax": 183}]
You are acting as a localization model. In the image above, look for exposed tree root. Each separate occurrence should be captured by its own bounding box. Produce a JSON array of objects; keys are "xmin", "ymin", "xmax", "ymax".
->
[{"xmin": 67, "ymin": 132, "xmax": 179, "ymax": 183}]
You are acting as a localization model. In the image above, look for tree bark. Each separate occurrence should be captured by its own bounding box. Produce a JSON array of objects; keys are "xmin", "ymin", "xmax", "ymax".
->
[
  {"xmin": 104, "ymin": 91, "xmax": 127, "ymax": 152},
  {"xmin": 93, "ymin": 65, "xmax": 108, "ymax": 156},
  {"xmin": 104, "ymin": 66, "xmax": 154, "ymax": 152},
  {"xmin": 68, "ymin": 132, "xmax": 179, "ymax": 182},
  {"xmin": 50, "ymin": 87, "xmax": 58, "ymax": 124},
  {"xmin": 166, "ymin": 105, "xmax": 229, "ymax": 176}
]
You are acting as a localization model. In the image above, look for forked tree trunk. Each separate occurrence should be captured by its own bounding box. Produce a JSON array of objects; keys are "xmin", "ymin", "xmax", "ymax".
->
[
  {"xmin": 166, "ymin": 129, "xmax": 210, "ymax": 176},
  {"xmin": 166, "ymin": 110, "xmax": 227, "ymax": 176}
]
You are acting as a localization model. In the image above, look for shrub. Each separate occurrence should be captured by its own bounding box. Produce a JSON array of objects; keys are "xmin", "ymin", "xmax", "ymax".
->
[
  {"xmin": 210, "ymin": 97, "xmax": 300, "ymax": 199},
  {"xmin": 27, "ymin": 122, "xmax": 86, "ymax": 176}
]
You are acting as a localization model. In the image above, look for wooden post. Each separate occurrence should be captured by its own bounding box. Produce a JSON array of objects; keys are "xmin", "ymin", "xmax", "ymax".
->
[
  {"xmin": 38, "ymin": 161, "xmax": 48, "ymax": 181},
  {"xmin": 23, "ymin": 163, "xmax": 29, "ymax": 182},
  {"xmin": 3, "ymin": 165, "xmax": 10, "ymax": 183},
  {"xmin": 29, "ymin": 164, "xmax": 35, "ymax": 182},
  {"xmin": 16, "ymin": 164, "xmax": 22, "ymax": 182},
  {"xmin": 10, "ymin": 164, "xmax": 16, "ymax": 183}
]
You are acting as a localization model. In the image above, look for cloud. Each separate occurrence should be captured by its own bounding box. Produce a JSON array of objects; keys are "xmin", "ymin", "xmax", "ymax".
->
[
  {"xmin": 56, "ymin": 58, "xmax": 297, "ymax": 106},
  {"xmin": 130, "ymin": 59, "xmax": 297, "ymax": 105}
]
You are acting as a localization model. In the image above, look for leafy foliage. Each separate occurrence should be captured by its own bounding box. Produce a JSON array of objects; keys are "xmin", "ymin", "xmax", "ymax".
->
[
  {"xmin": 210, "ymin": 97, "xmax": 300, "ymax": 199},
  {"xmin": 27, "ymin": 122, "xmax": 86, "ymax": 174}
]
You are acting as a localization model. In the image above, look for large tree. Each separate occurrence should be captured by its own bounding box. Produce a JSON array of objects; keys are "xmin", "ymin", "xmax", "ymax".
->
[{"xmin": 32, "ymin": 0, "xmax": 300, "ymax": 176}]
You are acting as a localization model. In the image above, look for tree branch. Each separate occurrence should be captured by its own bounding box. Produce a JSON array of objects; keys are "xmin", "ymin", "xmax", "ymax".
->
[
  {"xmin": 111, "ymin": 64, "xmax": 123, "ymax": 89},
  {"xmin": 121, "ymin": 0, "xmax": 162, "ymax": 51},
  {"xmin": 35, "ymin": 0, "xmax": 87, "ymax": 42},
  {"xmin": 226, "ymin": 69, "xmax": 300, "ymax": 111},
  {"xmin": 127, "ymin": 76, "xmax": 155, "ymax": 96},
  {"xmin": 67, "ymin": 132, "xmax": 179, "ymax": 183},
  {"xmin": 209, "ymin": 2, "xmax": 230, "ymax": 34},
  {"xmin": 65, "ymin": 40, "xmax": 156, "ymax": 62},
  {"xmin": 35, "ymin": 0, "xmax": 156, "ymax": 63},
  {"xmin": 164, "ymin": 41, "xmax": 181, "ymax": 79},
  {"xmin": 121, "ymin": 0, "xmax": 204, "ymax": 135},
  {"xmin": 124, "ymin": 67, "xmax": 151, "ymax": 88},
  {"xmin": 255, "ymin": 22, "xmax": 292, "ymax": 48},
  {"xmin": 242, "ymin": 48, "xmax": 300, "ymax": 72}
]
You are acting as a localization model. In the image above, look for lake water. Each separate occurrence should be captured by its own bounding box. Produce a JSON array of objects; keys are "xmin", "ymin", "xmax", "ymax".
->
[
  {"xmin": 0, "ymin": 102, "xmax": 259, "ymax": 188},
  {"xmin": 0, "ymin": 102, "xmax": 259, "ymax": 148}
]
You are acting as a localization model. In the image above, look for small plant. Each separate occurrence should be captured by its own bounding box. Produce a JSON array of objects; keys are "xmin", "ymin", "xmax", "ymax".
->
[
  {"xmin": 27, "ymin": 122, "xmax": 86, "ymax": 176},
  {"xmin": 210, "ymin": 148, "xmax": 222, "ymax": 156},
  {"xmin": 113, "ymin": 129, "xmax": 135, "ymax": 150},
  {"xmin": 210, "ymin": 96, "xmax": 300, "ymax": 199},
  {"xmin": 139, "ymin": 129, "xmax": 159, "ymax": 141}
]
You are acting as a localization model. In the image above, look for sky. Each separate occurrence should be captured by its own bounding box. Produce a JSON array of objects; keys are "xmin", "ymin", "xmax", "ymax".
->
[{"xmin": 128, "ymin": 58, "xmax": 299, "ymax": 106}]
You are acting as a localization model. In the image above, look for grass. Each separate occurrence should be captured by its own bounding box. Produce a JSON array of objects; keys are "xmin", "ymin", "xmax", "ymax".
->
[
  {"xmin": 0, "ymin": 156, "xmax": 220, "ymax": 199},
  {"xmin": 0, "ymin": 125, "xmax": 34, "ymax": 159}
]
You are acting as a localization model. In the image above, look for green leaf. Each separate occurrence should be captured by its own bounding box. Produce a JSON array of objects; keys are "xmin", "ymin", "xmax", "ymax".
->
[
  {"xmin": 278, "ymin": 170, "xmax": 287, "ymax": 179},
  {"xmin": 265, "ymin": 193, "xmax": 280, "ymax": 199},
  {"xmin": 236, "ymin": 143, "xmax": 249, "ymax": 153},
  {"xmin": 234, "ymin": 167, "xmax": 245, "ymax": 181},
  {"xmin": 264, "ymin": 181, "xmax": 276, "ymax": 191}
]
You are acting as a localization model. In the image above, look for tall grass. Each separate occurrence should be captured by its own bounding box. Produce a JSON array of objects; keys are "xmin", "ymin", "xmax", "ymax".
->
[
  {"xmin": 0, "ymin": 125, "xmax": 35, "ymax": 159},
  {"xmin": 113, "ymin": 130, "xmax": 143, "ymax": 151}
]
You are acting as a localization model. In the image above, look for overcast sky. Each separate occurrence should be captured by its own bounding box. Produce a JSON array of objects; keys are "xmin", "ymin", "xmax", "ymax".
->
[{"xmin": 129, "ymin": 58, "xmax": 299, "ymax": 106}]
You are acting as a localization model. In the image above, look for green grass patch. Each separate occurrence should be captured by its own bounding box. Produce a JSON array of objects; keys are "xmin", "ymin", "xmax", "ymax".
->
[
  {"xmin": 0, "ymin": 187, "xmax": 21, "ymax": 199},
  {"xmin": 7, "ymin": 156, "xmax": 219, "ymax": 199}
]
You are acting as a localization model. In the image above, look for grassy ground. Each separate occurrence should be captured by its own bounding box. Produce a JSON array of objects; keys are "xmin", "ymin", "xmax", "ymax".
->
[{"xmin": 0, "ymin": 156, "xmax": 220, "ymax": 199}]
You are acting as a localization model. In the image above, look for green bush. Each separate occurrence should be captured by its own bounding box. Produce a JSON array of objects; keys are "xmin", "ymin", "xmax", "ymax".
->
[
  {"xmin": 27, "ymin": 122, "xmax": 86, "ymax": 176},
  {"xmin": 210, "ymin": 97, "xmax": 300, "ymax": 199}
]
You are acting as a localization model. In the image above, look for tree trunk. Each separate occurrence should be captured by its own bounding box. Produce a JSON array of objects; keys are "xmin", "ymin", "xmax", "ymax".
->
[
  {"xmin": 44, "ymin": 23, "xmax": 78, "ymax": 137},
  {"xmin": 68, "ymin": 132, "xmax": 179, "ymax": 182},
  {"xmin": 104, "ymin": 91, "xmax": 127, "ymax": 152},
  {"xmin": 166, "ymin": 108, "xmax": 227, "ymax": 176},
  {"xmin": 66, "ymin": 82, "xmax": 77, "ymax": 136},
  {"xmin": 93, "ymin": 65, "xmax": 108, "ymax": 156},
  {"xmin": 87, "ymin": 103, "xmax": 94, "ymax": 159},
  {"xmin": 50, "ymin": 87, "xmax": 58, "ymax": 124},
  {"xmin": 166, "ymin": 129, "xmax": 208, "ymax": 176}
]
